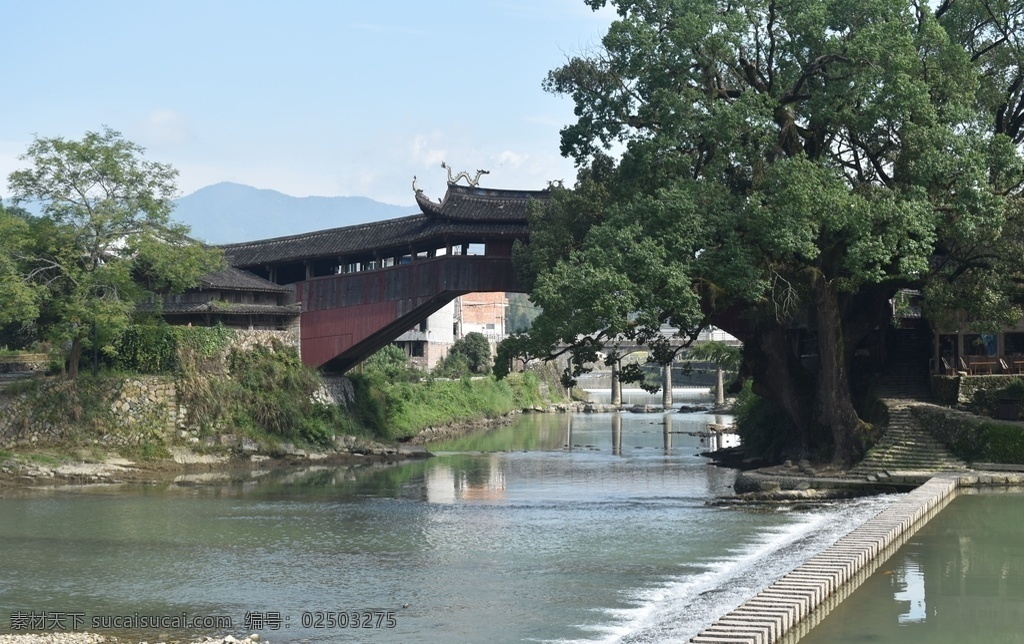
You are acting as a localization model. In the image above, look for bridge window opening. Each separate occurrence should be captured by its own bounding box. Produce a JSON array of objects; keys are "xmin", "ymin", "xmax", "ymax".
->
[
  {"xmin": 435, "ymin": 247, "xmax": 448, "ymax": 256},
  {"xmin": 400, "ymin": 254, "xmax": 412, "ymax": 265},
  {"xmin": 467, "ymin": 243, "xmax": 486, "ymax": 256},
  {"xmin": 381, "ymin": 257, "xmax": 395, "ymax": 268},
  {"xmin": 415, "ymin": 251, "xmax": 429, "ymax": 259}
]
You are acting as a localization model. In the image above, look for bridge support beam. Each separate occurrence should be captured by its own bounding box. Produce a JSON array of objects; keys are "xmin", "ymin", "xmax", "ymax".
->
[
  {"xmin": 297, "ymin": 255, "xmax": 523, "ymax": 371},
  {"xmin": 610, "ymin": 359, "xmax": 622, "ymax": 407},
  {"xmin": 662, "ymin": 364, "xmax": 673, "ymax": 409}
]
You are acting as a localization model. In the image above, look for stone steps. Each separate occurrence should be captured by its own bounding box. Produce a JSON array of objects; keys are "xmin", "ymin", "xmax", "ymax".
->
[{"xmin": 850, "ymin": 399, "xmax": 966, "ymax": 477}]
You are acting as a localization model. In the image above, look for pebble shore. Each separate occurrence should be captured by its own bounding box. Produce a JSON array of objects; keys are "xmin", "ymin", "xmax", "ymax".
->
[{"xmin": 0, "ymin": 635, "xmax": 263, "ymax": 644}]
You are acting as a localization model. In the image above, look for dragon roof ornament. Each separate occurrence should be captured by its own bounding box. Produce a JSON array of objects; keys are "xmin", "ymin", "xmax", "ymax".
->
[{"xmin": 441, "ymin": 161, "xmax": 489, "ymax": 187}]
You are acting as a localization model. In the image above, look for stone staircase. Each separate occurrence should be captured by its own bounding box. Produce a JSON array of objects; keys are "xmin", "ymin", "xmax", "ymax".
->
[
  {"xmin": 849, "ymin": 327, "xmax": 967, "ymax": 479},
  {"xmin": 849, "ymin": 400, "xmax": 966, "ymax": 477}
]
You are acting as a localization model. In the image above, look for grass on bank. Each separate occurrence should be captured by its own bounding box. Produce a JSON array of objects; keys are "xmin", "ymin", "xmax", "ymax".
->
[
  {"xmin": 1, "ymin": 326, "xmax": 561, "ymax": 458},
  {"xmin": 349, "ymin": 371, "xmax": 548, "ymax": 441}
]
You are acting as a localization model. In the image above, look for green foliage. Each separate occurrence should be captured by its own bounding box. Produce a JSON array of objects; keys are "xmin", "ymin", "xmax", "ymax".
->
[
  {"xmin": 505, "ymin": 293, "xmax": 541, "ymax": 333},
  {"xmin": 916, "ymin": 406, "xmax": 1024, "ymax": 465},
  {"xmin": 517, "ymin": 0, "xmax": 1024, "ymax": 463},
  {"xmin": 349, "ymin": 372, "xmax": 545, "ymax": 441},
  {"xmin": 969, "ymin": 379, "xmax": 1024, "ymax": 419},
  {"xmin": 733, "ymin": 380, "xmax": 804, "ymax": 463},
  {"xmin": 363, "ymin": 344, "xmax": 417, "ymax": 381},
  {"xmin": 226, "ymin": 341, "xmax": 337, "ymax": 446},
  {"xmin": 112, "ymin": 323, "xmax": 234, "ymax": 374},
  {"xmin": 686, "ymin": 341, "xmax": 740, "ymax": 370},
  {"xmin": 173, "ymin": 339, "xmax": 338, "ymax": 448},
  {"xmin": 6, "ymin": 127, "xmax": 224, "ymax": 377},
  {"xmin": 435, "ymin": 332, "xmax": 492, "ymax": 376},
  {"xmin": 0, "ymin": 201, "xmax": 40, "ymax": 335}
]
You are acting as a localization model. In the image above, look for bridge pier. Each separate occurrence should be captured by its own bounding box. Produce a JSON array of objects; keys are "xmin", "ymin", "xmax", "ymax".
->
[
  {"xmin": 663, "ymin": 413, "xmax": 673, "ymax": 453},
  {"xmin": 662, "ymin": 364, "xmax": 673, "ymax": 409},
  {"xmin": 610, "ymin": 359, "xmax": 622, "ymax": 407},
  {"xmin": 611, "ymin": 413, "xmax": 622, "ymax": 455}
]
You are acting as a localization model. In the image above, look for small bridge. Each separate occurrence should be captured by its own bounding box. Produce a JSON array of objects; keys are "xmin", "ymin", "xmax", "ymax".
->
[{"xmin": 221, "ymin": 178, "xmax": 548, "ymax": 371}]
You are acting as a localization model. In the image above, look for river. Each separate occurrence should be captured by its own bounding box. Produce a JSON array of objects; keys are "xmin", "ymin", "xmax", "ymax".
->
[{"xmin": 0, "ymin": 394, "xmax": 894, "ymax": 643}]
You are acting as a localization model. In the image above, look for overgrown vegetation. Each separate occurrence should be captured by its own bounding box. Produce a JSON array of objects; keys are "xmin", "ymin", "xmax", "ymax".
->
[
  {"xmin": 915, "ymin": 406, "xmax": 1024, "ymax": 465},
  {"xmin": 175, "ymin": 338, "xmax": 345, "ymax": 448},
  {"xmin": 434, "ymin": 332, "xmax": 492, "ymax": 377},
  {"xmin": 111, "ymin": 323, "xmax": 235, "ymax": 374},
  {"xmin": 733, "ymin": 381, "xmax": 804, "ymax": 463},
  {"xmin": 349, "ymin": 345, "xmax": 553, "ymax": 441}
]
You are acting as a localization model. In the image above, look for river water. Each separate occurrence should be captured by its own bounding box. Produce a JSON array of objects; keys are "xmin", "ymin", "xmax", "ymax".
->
[{"xmin": 0, "ymin": 392, "xmax": 895, "ymax": 643}]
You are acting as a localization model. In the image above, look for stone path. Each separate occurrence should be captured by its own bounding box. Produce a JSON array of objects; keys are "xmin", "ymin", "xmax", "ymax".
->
[{"xmin": 849, "ymin": 328, "xmax": 966, "ymax": 480}]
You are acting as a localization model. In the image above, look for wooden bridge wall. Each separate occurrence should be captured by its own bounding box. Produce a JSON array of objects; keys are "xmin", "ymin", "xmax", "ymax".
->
[{"xmin": 297, "ymin": 255, "xmax": 523, "ymax": 371}]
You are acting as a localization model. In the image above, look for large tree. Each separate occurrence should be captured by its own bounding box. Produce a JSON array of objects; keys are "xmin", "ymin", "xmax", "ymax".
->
[
  {"xmin": 512, "ymin": 0, "xmax": 1024, "ymax": 463},
  {"xmin": 7, "ymin": 127, "xmax": 224, "ymax": 377}
]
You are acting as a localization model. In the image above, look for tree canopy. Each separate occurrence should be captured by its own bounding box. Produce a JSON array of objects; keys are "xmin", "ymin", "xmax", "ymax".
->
[
  {"xmin": 512, "ymin": 0, "xmax": 1024, "ymax": 463},
  {"xmin": 6, "ymin": 127, "xmax": 224, "ymax": 376}
]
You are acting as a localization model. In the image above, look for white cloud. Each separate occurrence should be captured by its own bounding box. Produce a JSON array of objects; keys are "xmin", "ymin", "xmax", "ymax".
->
[
  {"xmin": 496, "ymin": 150, "xmax": 528, "ymax": 169},
  {"xmin": 137, "ymin": 109, "xmax": 191, "ymax": 146},
  {"xmin": 410, "ymin": 133, "xmax": 447, "ymax": 168}
]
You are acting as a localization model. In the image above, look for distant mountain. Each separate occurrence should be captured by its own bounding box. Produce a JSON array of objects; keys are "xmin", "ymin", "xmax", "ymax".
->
[{"xmin": 172, "ymin": 182, "xmax": 416, "ymax": 244}]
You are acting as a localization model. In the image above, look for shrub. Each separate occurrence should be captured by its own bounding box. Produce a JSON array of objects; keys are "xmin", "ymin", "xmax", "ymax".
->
[
  {"xmin": 734, "ymin": 380, "xmax": 803, "ymax": 462},
  {"xmin": 436, "ymin": 332, "xmax": 491, "ymax": 376},
  {"xmin": 915, "ymin": 405, "xmax": 1024, "ymax": 464}
]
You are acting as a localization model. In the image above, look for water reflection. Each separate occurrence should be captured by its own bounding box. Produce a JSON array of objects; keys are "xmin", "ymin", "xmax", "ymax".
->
[
  {"xmin": 612, "ymin": 413, "xmax": 622, "ymax": 455},
  {"xmin": 425, "ymin": 456, "xmax": 507, "ymax": 504},
  {"xmin": 894, "ymin": 555, "xmax": 927, "ymax": 624},
  {"xmin": 798, "ymin": 491, "xmax": 1024, "ymax": 644}
]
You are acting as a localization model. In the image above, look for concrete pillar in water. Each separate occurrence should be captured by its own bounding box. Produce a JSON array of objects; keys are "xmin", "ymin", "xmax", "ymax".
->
[
  {"xmin": 715, "ymin": 365, "xmax": 725, "ymax": 406},
  {"xmin": 611, "ymin": 413, "xmax": 622, "ymax": 455},
  {"xmin": 611, "ymin": 359, "xmax": 622, "ymax": 408},
  {"xmin": 662, "ymin": 413, "xmax": 673, "ymax": 453},
  {"xmin": 662, "ymin": 364, "xmax": 673, "ymax": 409}
]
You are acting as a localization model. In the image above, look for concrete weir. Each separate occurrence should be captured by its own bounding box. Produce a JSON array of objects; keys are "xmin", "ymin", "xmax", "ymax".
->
[{"xmin": 688, "ymin": 473, "xmax": 961, "ymax": 644}]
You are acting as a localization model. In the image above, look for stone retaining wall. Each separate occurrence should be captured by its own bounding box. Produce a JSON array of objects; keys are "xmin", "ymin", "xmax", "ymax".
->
[
  {"xmin": 230, "ymin": 328, "xmax": 300, "ymax": 354},
  {"xmin": 0, "ymin": 354, "xmax": 49, "ymax": 373},
  {"xmin": 0, "ymin": 376, "xmax": 179, "ymax": 449},
  {"xmin": 932, "ymin": 373, "xmax": 1024, "ymax": 405}
]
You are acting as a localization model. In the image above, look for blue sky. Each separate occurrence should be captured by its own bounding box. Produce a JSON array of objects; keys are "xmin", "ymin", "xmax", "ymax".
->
[{"xmin": 1, "ymin": 1, "xmax": 614, "ymax": 206}]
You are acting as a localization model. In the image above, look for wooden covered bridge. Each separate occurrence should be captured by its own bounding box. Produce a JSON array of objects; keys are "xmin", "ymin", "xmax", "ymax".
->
[{"xmin": 220, "ymin": 177, "xmax": 549, "ymax": 372}]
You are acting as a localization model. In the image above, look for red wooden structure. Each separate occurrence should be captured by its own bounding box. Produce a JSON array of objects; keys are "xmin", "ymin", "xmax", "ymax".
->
[
  {"xmin": 221, "ymin": 179, "xmax": 548, "ymax": 371},
  {"xmin": 297, "ymin": 255, "xmax": 522, "ymax": 371}
]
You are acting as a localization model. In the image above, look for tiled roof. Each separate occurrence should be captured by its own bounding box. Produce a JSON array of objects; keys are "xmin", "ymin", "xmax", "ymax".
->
[
  {"xmin": 198, "ymin": 267, "xmax": 291, "ymax": 293},
  {"xmin": 415, "ymin": 183, "xmax": 550, "ymax": 222},
  {"xmin": 221, "ymin": 214, "xmax": 529, "ymax": 268},
  {"xmin": 141, "ymin": 301, "xmax": 300, "ymax": 316}
]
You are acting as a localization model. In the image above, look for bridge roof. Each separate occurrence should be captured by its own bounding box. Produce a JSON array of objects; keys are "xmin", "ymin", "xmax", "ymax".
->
[
  {"xmin": 221, "ymin": 183, "xmax": 548, "ymax": 268},
  {"xmin": 415, "ymin": 183, "xmax": 549, "ymax": 222},
  {"xmin": 197, "ymin": 266, "xmax": 291, "ymax": 293}
]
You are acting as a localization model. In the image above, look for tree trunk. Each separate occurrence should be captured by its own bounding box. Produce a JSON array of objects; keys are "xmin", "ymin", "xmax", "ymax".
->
[
  {"xmin": 812, "ymin": 275, "xmax": 867, "ymax": 465},
  {"xmin": 67, "ymin": 337, "xmax": 83, "ymax": 379}
]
